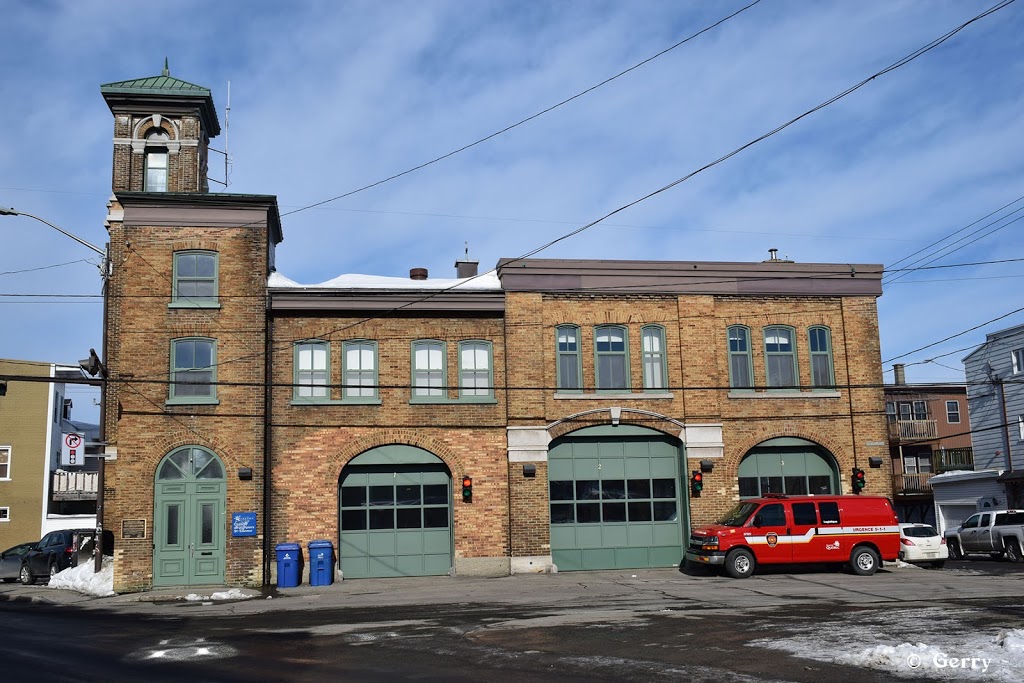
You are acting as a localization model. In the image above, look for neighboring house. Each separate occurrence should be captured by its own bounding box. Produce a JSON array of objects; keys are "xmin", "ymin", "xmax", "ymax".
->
[
  {"xmin": 963, "ymin": 323, "xmax": 1024, "ymax": 507},
  {"xmin": 884, "ymin": 363, "xmax": 973, "ymax": 525},
  {"xmin": 0, "ymin": 360, "xmax": 98, "ymax": 548},
  {"xmin": 98, "ymin": 66, "xmax": 892, "ymax": 593}
]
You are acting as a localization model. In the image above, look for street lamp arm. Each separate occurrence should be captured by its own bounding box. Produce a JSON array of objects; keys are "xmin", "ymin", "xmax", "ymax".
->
[{"xmin": 1, "ymin": 207, "xmax": 106, "ymax": 257}]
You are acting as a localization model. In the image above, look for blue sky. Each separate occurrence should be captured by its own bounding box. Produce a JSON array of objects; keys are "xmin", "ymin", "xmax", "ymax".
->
[{"xmin": 1, "ymin": 1, "xmax": 1023, "ymax": 423}]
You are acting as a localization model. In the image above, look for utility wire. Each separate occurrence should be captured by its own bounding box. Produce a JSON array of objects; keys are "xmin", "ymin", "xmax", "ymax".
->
[{"xmin": 278, "ymin": 1, "xmax": 765, "ymax": 219}]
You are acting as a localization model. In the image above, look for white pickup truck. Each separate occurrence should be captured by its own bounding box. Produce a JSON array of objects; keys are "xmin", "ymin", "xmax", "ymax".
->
[{"xmin": 944, "ymin": 510, "xmax": 1024, "ymax": 562}]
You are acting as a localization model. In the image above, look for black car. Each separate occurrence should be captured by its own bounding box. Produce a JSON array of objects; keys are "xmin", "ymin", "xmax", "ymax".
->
[
  {"xmin": 0, "ymin": 543, "xmax": 34, "ymax": 582},
  {"xmin": 19, "ymin": 529, "xmax": 108, "ymax": 585}
]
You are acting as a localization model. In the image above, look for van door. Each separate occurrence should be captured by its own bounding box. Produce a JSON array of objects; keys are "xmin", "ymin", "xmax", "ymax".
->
[
  {"xmin": 746, "ymin": 502, "xmax": 790, "ymax": 564},
  {"xmin": 789, "ymin": 501, "xmax": 820, "ymax": 562}
]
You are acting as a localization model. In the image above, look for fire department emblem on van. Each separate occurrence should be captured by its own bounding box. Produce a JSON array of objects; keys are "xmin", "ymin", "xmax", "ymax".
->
[{"xmin": 766, "ymin": 532, "xmax": 778, "ymax": 547}]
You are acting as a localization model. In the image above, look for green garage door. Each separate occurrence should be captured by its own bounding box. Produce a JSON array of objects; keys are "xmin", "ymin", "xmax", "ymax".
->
[
  {"xmin": 338, "ymin": 446, "xmax": 452, "ymax": 579},
  {"xmin": 549, "ymin": 426, "xmax": 685, "ymax": 571}
]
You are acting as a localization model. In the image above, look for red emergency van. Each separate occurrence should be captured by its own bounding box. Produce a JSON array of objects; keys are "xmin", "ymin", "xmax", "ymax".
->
[{"xmin": 685, "ymin": 494, "xmax": 900, "ymax": 578}]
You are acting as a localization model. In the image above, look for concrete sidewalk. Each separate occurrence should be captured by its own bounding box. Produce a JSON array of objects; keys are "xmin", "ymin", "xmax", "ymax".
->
[{"xmin": 5, "ymin": 561, "xmax": 1007, "ymax": 617}]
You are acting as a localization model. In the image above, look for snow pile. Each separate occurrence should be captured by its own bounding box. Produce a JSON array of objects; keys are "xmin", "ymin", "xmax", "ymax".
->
[
  {"xmin": 47, "ymin": 558, "xmax": 115, "ymax": 597},
  {"xmin": 836, "ymin": 630, "xmax": 1024, "ymax": 680},
  {"xmin": 751, "ymin": 607, "xmax": 1024, "ymax": 681},
  {"xmin": 184, "ymin": 588, "xmax": 253, "ymax": 602}
]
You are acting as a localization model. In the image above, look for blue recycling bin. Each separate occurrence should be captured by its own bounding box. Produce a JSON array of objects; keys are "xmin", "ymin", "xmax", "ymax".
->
[
  {"xmin": 308, "ymin": 540, "xmax": 335, "ymax": 587},
  {"xmin": 275, "ymin": 542, "xmax": 302, "ymax": 588}
]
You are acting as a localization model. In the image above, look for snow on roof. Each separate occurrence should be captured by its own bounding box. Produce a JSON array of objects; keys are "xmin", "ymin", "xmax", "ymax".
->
[
  {"xmin": 268, "ymin": 270, "xmax": 502, "ymax": 291},
  {"xmin": 929, "ymin": 469, "xmax": 1002, "ymax": 482}
]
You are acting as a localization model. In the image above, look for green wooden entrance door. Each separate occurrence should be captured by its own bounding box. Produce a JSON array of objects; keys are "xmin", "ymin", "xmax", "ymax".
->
[
  {"xmin": 154, "ymin": 446, "xmax": 226, "ymax": 587},
  {"xmin": 549, "ymin": 426, "xmax": 685, "ymax": 571},
  {"xmin": 338, "ymin": 446, "xmax": 453, "ymax": 579}
]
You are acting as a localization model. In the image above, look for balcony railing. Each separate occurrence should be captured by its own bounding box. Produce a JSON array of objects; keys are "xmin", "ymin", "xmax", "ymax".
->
[
  {"xmin": 933, "ymin": 448, "xmax": 974, "ymax": 473},
  {"xmin": 895, "ymin": 472, "xmax": 933, "ymax": 495},
  {"xmin": 51, "ymin": 470, "xmax": 98, "ymax": 501},
  {"xmin": 887, "ymin": 419, "xmax": 938, "ymax": 442}
]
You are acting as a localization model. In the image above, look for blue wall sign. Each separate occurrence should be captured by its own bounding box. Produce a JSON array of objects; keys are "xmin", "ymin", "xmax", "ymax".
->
[{"xmin": 232, "ymin": 512, "xmax": 258, "ymax": 537}]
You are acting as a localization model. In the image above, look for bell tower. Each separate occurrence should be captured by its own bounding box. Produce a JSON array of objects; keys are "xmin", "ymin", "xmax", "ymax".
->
[{"xmin": 100, "ymin": 59, "xmax": 221, "ymax": 193}]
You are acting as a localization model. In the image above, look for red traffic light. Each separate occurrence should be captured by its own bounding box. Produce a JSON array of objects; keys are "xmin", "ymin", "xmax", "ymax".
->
[{"xmin": 462, "ymin": 476, "xmax": 472, "ymax": 489}]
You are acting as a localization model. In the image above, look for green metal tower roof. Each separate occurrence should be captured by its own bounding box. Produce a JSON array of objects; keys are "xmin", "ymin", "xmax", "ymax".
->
[
  {"xmin": 100, "ymin": 58, "xmax": 211, "ymax": 97},
  {"xmin": 100, "ymin": 59, "xmax": 220, "ymax": 136}
]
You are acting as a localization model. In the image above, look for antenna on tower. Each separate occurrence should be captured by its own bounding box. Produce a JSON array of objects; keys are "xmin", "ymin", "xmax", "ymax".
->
[
  {"xmin": 224, "ymin": 80, "xmax": 232, "ymax": 188},
  {"xmin": 207, "ymin": 80, "xmax": 233, "ymax": 189}
]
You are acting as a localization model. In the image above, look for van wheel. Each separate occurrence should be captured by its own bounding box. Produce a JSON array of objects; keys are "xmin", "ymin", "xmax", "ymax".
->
[
  {"xmin": 1005, "ymin": 541, "xmax": 1023, "ymax": 564},
  {"xmin": 724, "ymin": 549, "xmax": 755, "ymax": 579},
  {"xmin": 849, "ymin": 546, "xmax": 879, "ymax": 576},
  {"xmin": 19, "ymin": 564, "xmax": 35, "ymax": 586},
  {"xmin": 947, "ymin": 540, "xmax": 962, "ymax": 560}
]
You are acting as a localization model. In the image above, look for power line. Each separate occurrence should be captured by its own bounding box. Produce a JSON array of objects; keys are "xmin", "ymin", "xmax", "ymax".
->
[
  {"xmin": 0, "ymin": 258, "xmax": 93, "ymax": 277},
  {"xmin": 277, "ymin": 1, "xmax": 765, "ymax": 219},
  {"xmin": 883, "ymin": 304, "xmax": 1024, "ymax": 364}
]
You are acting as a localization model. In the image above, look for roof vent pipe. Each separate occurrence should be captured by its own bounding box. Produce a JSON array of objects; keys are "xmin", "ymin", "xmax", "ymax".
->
[
  {"xmin": 768, "ymin": 248, "xmax": 779, "ymax": 261},
  {"xmin": 409, "ymin": 267, "xmax": 428, "ymax": 281}
]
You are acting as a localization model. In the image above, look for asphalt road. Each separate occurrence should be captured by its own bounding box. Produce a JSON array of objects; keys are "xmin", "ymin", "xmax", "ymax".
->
[{"xmin": 1, "ymin": 559, "xmax": 1022, "ymax": 682}]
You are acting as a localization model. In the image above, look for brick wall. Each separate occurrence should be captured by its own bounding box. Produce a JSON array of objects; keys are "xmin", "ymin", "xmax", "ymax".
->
[
  {"xmin": 103, "ymin": 212, "xmax": 269, "ymax": 592},
  {"xmin": 268, "ymin": 314, "xmax": 510, "ymax": 562}
]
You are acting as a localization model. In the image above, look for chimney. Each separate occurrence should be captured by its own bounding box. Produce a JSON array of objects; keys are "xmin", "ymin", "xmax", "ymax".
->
[
  {"xmin": 455, "ymin": 259, "xmax": 478, "ymax": 278},
  {"xmin": 893, "ymin": 363, "xmax": 906, "ymax": 385},
  {"xmin": 409, "ymin": 267, "xmax": 428, "ymax": 281}
]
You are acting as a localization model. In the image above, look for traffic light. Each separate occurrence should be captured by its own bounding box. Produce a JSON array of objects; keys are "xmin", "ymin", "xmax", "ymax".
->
[
  {"xmin": 462, "ymin": 476, "xmax": 473, "ymax": 503},
  {"xmin": 690, "ymin": 470, "xmax": 703, "ymax": 498},
  {"xmin": 852, "ymin": 467, "xmax": 866, "ymax": 494}
]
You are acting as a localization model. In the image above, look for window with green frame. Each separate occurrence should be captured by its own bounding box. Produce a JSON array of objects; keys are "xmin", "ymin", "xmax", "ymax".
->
[
  {"xmin": 169, "ymin": 337, "xmax": 217, "ymax": 403},
  {"xmin": 171, "ymin": 251, "xmax": 218, "ymax": 307},
  {"xmin": 727, "ymin": 325, "xmax": 753, "ymax": 389},
  {"xmin": 294, "ymin": 340, "xmax": 330, "ymax": 401},
  {"xmin": 556, "ymin": 325, "xmax": 582, "ymax": 391},
  {"xmin": 808, "ymin": 326, "xmax": 834, "ymax": 388},
  {"xmin": 763, "ymin": 326, "xmax": 797, "ymax": 388},
  {"xmin": 641, "ymin": 325, "xmax": 667, "ymax": 390},
  {"xmin": 343, "ymin": 340, "xmax": 377, "ymax": 400},
  {"xmin": 459, "ymin": 340, "xmax": 493, "ymax": 400},
  {"xmin": 412, "ymin": 340, "xmax": 445, "ymax": 398},
  {"xmin": 594, "ymin": 325, "xmax": 629, "ymax": 391}
]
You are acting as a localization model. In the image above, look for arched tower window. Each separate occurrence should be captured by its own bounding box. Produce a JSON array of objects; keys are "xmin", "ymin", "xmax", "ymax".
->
[{"xmin": 144, "ymin": 129, "xmax": 169, "ymax": 192}]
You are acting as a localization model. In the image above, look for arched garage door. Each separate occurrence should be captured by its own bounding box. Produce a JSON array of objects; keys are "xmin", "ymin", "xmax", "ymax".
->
[
  {"xmin": 737, "ymin": 437, "xmax": 840, "ymax": 498},
  {"xmin": 549, "ymin": 426, "xmax": 685, "ymax": 571},
  {"xmin": 338, "ymin": 445, "xmax": 452, "ymax": 578}
]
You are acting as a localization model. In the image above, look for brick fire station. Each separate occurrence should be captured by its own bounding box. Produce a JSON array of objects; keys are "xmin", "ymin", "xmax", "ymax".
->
[{"xmin": 98, "ymin": 67, "xmax": 891, "ymax": 592}]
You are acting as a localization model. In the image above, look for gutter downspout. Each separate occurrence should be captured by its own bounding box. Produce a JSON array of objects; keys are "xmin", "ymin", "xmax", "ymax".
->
[{"xmin": 262, "ymin": 292, "xmax": 274, "ymax": 587}]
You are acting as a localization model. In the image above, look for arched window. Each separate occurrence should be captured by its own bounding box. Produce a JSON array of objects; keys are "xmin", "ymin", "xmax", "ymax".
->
[
  {"xmin": 555, "ymin": 325, "xmax": 581, "ymax": 391},
  {"xmin": 594, "ymin": 325, "xmax": 629, "ymax": 391},
  {"xmin": 157, "ymin": 446, "xmax": 224, "ymax": 481},
  {"xmin": 727, "ymin": 325, "xmax": 753, "ymax": 389},
  {"xmin": 808, "ymin": 326, "xmax": 835, "ymax": 388},
  {"xmin": 144, "ymin": 129, "xmax": 170, "ymax": 192},
  {"xmin": 641, "ymin": 325, "xmax": 667, "ymax": 390},
  {"xmin": 737, "ymin": 439, "xmax": 839, "ymax": 498},
  {"xmin": 763, "ymin": 326, "xmax": 797, "ymax": 388}
]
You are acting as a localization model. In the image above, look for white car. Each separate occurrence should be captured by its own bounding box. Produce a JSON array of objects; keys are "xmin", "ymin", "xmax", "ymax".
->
[{"xmin": 899, "ymin": 523, "xmax": 948, "ymax": 568}]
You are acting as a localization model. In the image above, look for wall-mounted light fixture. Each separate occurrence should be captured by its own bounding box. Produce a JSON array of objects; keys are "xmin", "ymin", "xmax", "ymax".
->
[
  {"xmin": 700, "ymin": 460, "xmax": 714, "ymax": 473},
  {"xmin": 867, "ymin": 457, "xmax": 883, "ymax": 469},
  {"xmin": 238, "ymin": 467, "xmax": 253, "ymax": 480},
  {"xmin": 522, "ymin": 463, "xmax": 537, "ymax": 478}
]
